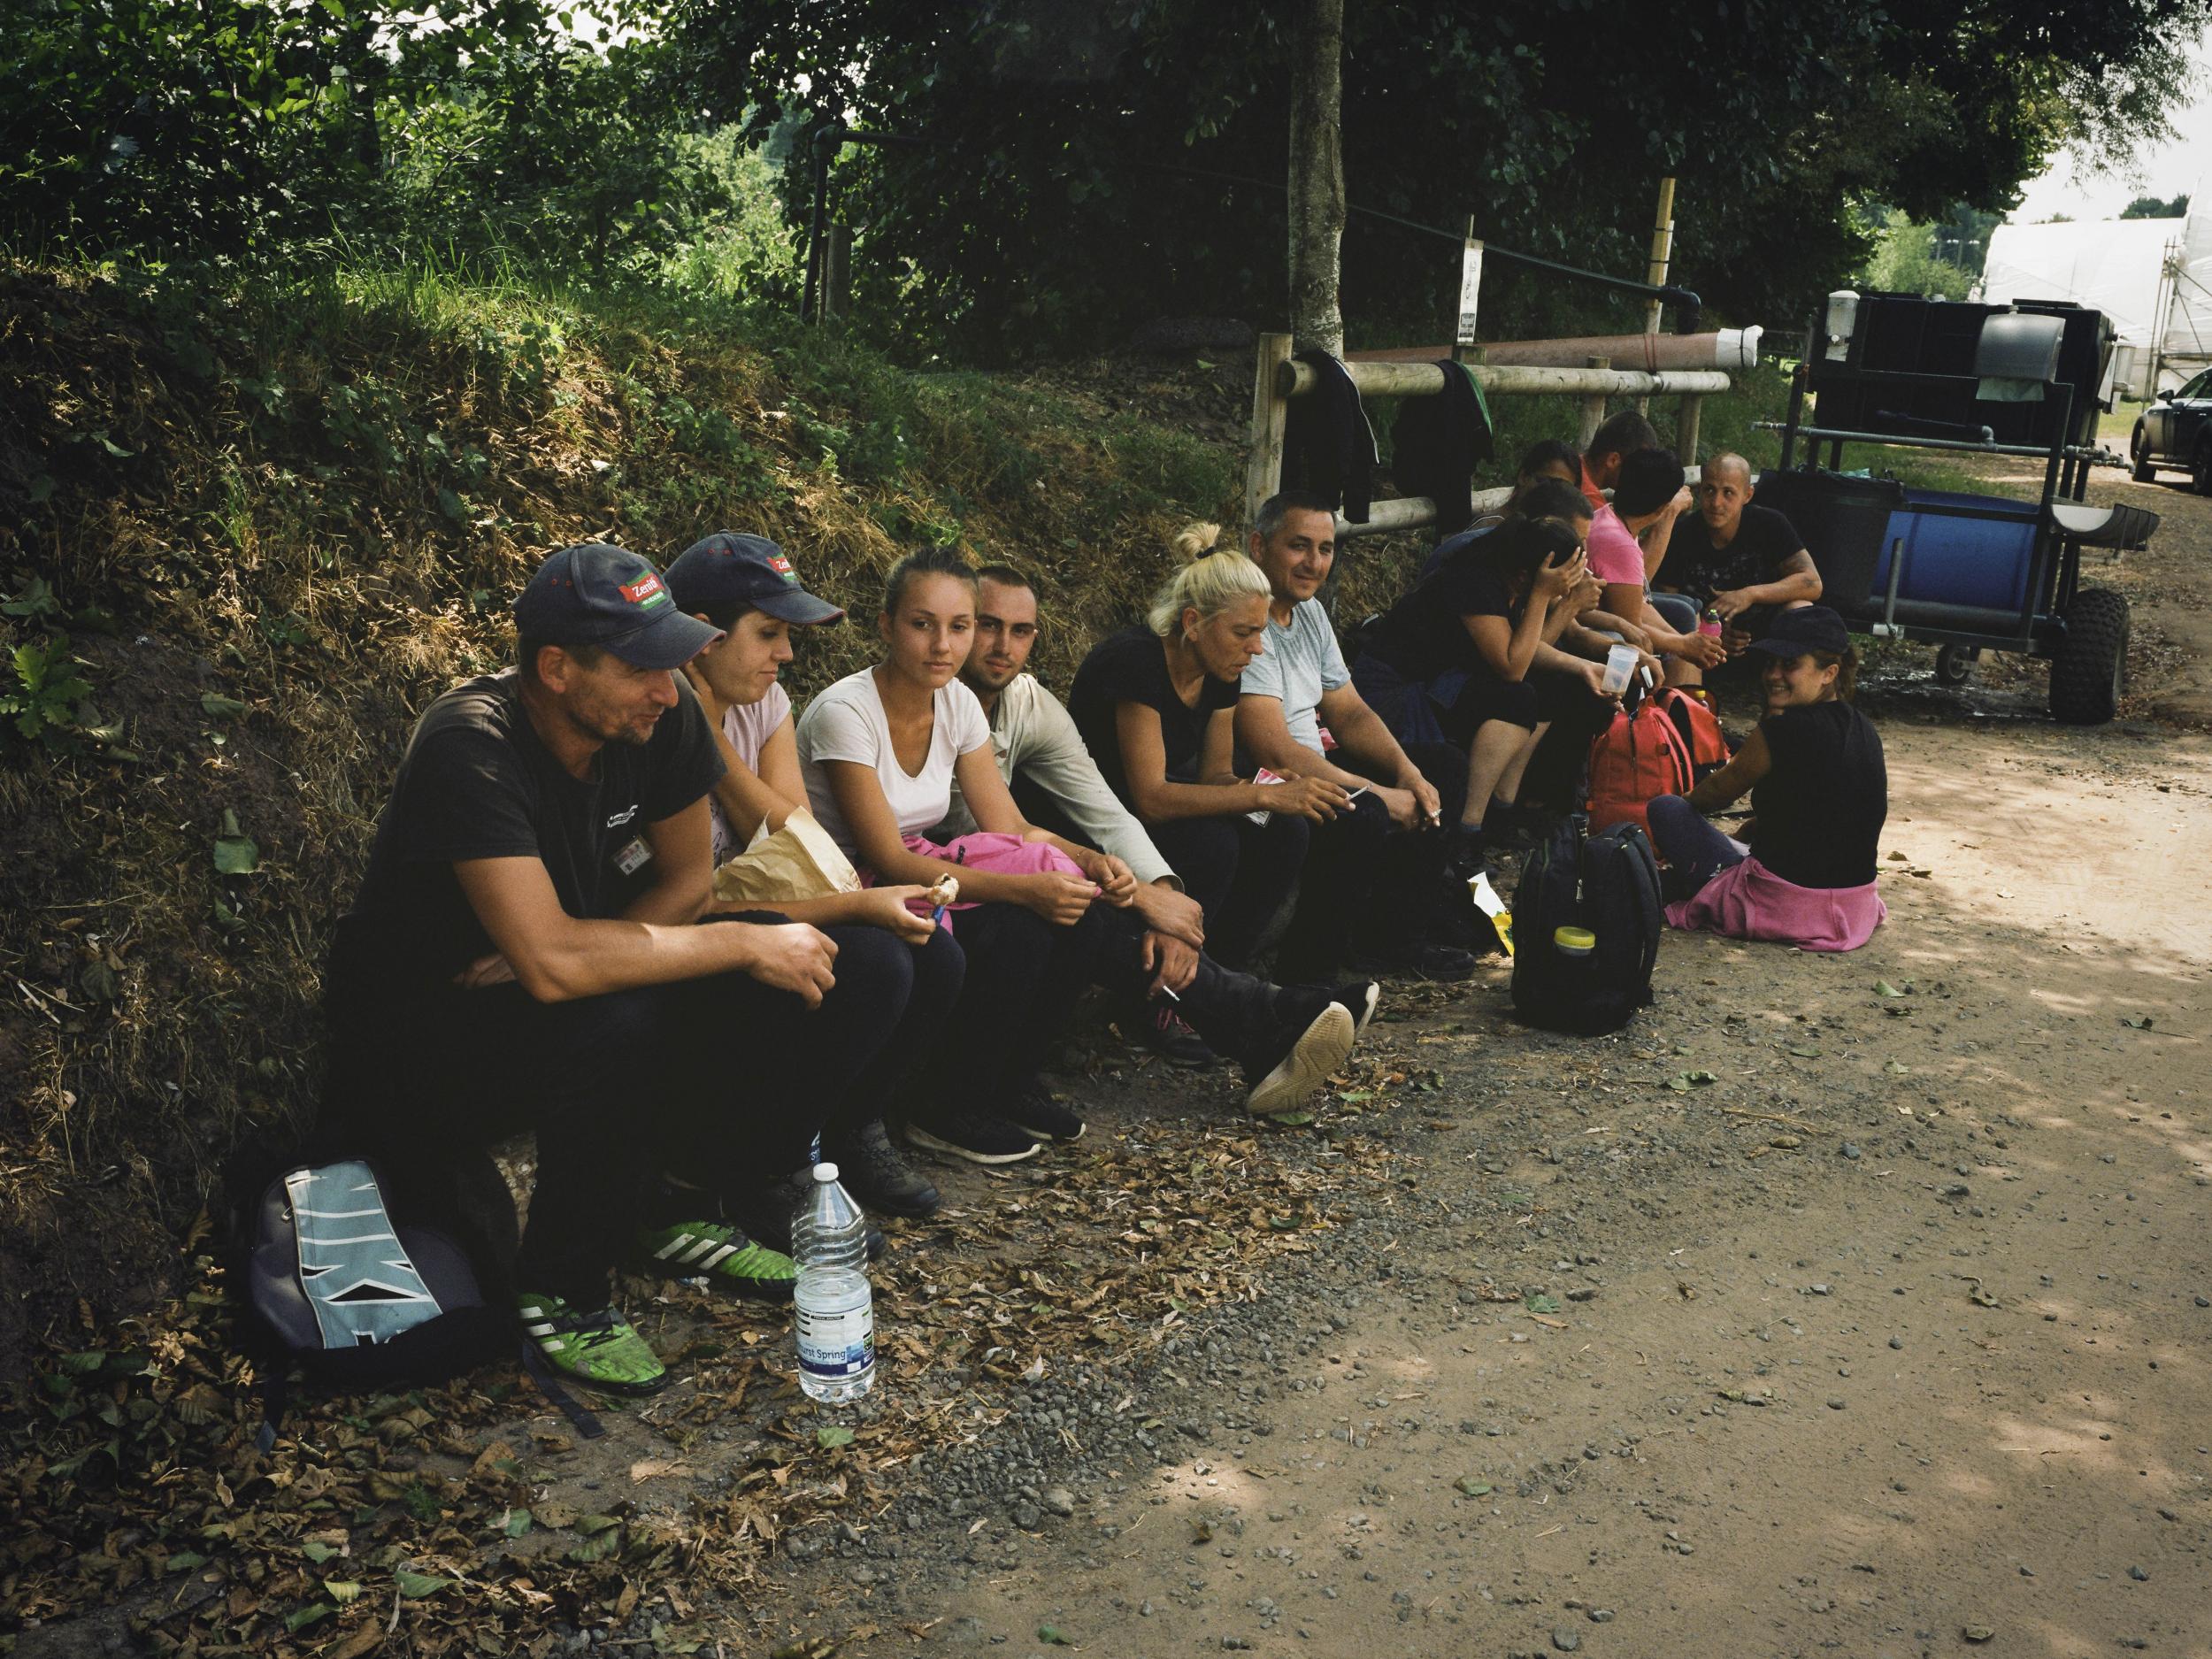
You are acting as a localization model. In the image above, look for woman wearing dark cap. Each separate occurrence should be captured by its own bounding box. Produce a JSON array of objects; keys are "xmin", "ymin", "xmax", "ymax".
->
[
  {"xmin": 1647, "ymin": 604, "xmax": 1888, "ymax": 952},
  {"xmin": 664, "ymin": 531, "xmax": 964, "ymax": 1222}
]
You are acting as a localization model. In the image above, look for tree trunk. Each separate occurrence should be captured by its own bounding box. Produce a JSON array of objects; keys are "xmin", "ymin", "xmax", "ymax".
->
[{"xmin": 1286, "ymin": 0, "xmax": 1346, "ymax": 357}]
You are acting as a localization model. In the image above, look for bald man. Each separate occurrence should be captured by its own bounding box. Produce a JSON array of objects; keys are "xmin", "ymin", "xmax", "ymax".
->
[{"xmin": 1655, "ymin": 453, "xmax": 1823, "ymax": 685}]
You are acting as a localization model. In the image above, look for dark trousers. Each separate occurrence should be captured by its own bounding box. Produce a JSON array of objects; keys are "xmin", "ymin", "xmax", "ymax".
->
[
  {"xmin": 1090, "ymin": 905, "xmax": 1279, "ymax": 1066},
  {"xmin": 1146, "ymin": 811, "xmax": 1310, "ymax": 971},
  {"xmin": 1647, "ymin": 795, "xmax": 1747, "ymax": 896},
  {"xmin": 835, "ymin": 925, "xmax": 964, "ymax": 1133},
  {"xmin": 1272, "ymin": 791, "xmax": 1389, "ymax": 979},
  {"xmin": 1303, "ymin": 740, "xmax": 1473, "ymax": 962},
  {"xmin": 918, "ymin": 900, "xmax": 1108, "ymax": 1121},
  {"xmin": 324, "ymin": 916, "xmax": 919, "ymax": 1310}
]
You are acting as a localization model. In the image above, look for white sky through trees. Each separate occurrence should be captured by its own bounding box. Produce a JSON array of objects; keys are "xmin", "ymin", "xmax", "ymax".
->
[{"xmin": 2012, "ymin": 24, "xmax": 2212, "ymax": 221}]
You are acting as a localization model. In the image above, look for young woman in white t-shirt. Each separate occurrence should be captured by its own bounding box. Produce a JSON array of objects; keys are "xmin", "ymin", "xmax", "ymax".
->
[
  {"xmin": 664, "ymin": 532, "xmax": 962, "ymax": 1222},
  {"xmin": 798, "ymin": 546, "xmax": 1141, "ymax": 1165}
]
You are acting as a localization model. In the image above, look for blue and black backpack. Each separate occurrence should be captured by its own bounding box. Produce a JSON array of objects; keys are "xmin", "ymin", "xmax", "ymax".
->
[{"xmin": 227, "ymin": 1139, "xmax": 518, "ymax": 1446}]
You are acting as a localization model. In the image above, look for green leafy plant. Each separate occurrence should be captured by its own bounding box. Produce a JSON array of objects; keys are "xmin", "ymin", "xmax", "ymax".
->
[{"xmin": 2, "ymin": 635, "xmax": 95, "ymax": 756}]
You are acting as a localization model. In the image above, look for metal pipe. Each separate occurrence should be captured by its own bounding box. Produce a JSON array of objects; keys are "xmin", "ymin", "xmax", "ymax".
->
[
  {"xmin": 1872, "ymin": 538, "xmax": 1908, "ymax": 638},
  {"xmin": 1751, "ymin": 421, "xmax": 2108, "ymax": 462},
  {"xmin": 1287, "ymin": 360, "xmax": 1731, "ymax": 399},
  {"xmin": 1348, "ymin": 328, "xmax": 1759, "ymax": 372}
]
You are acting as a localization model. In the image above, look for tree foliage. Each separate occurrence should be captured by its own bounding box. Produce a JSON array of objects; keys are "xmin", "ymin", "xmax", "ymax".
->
[
  {"xmin": 0, "ymin": 0, "xmax": 787, "ymax": 289},
  {"xmin": 661, "ymin": 0, "xmax": 2212, "ymax": 351},
  {"xmin": 2119, "ymin": 193, "xmax": 2192, "ymax": 219}
]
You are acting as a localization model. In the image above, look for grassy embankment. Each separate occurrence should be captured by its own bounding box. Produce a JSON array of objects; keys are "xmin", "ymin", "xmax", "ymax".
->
[{"xmin": 0, "ymin": 258, "xmax": 1793, "ymax": 1351}]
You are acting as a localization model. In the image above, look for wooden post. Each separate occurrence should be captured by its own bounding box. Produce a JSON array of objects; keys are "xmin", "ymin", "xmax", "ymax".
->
[
  {"xmin": 822, "ymin": 226, "xmax": 851, "ymax": 320},
  {"xmin": 1676, "ymin": 394, "xmax": 1703, "ymax": 467},
  {"xmin": 1578, "ymin": 356, "xmax": 1611, "ymax": 449},
  {"xmin": 1246, "ymin": 333, "xmax": 1295, "ymax": 528},
  {"xmin": 1637, "ymin": 176, "xmax": 1676, "ymax": 413}
]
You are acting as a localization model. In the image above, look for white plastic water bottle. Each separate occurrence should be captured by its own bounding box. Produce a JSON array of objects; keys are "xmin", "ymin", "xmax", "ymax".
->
[{"xmin": 792, "ymin": 1163, "xmax": 874, "ymax": 1403}]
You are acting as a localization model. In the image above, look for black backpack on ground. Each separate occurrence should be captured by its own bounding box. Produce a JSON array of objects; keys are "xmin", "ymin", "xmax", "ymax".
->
[
  {"xmin": 226, "ymin": 1138, "xmax": 519, "ymax": 1446},
  {"xmin": 1510, "ymin": 814, "xmax": 1663, "ymax": 1035}
]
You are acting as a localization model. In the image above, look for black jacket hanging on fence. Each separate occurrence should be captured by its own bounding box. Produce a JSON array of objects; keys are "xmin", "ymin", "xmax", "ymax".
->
[
  {"xmin": 1283, "ymin": 349, "xmax": 1378, "ymax": 524},
  {"xmin": 1390, "ymin": 360, "xmax": 1494, "ymax": 534}
]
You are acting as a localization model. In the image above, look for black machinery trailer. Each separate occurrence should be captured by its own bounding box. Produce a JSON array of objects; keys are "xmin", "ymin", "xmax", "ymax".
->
[{"xmin": 1754, "ymin": 291, "xmax": 2161, "ymax": 725}]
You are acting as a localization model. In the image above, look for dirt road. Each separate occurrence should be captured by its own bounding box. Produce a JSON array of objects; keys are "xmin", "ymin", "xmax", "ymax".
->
[
  {"xmin": 910, "ymin": 717, "xmax": 2209, "ymax": 1659},
  {"xmin": 813, "ymin": 466, "xmax": 2212, "ymax": 1659}
]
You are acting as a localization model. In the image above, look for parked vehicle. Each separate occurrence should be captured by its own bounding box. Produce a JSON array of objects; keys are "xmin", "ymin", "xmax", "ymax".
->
[
  {"xmin": 2130, "ymin": 367, "xmax": 2212, "ymax": 493},
  {"xmin": 1756, "ymin": 293, "xmax": 2160, "ymax": 726}
]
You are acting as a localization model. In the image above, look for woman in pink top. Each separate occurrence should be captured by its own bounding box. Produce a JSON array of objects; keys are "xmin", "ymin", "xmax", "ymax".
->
[{"xmin": 1588, "ymin": 449, "xmax": 1728, "ymax": 682}]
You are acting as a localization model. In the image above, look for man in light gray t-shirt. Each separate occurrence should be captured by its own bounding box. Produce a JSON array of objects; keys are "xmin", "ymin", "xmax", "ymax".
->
[
  {"xmin": 1238, "ymin": 593, "xmax": 1350, "ymax": 755},
  {"xmin": 1233, "ymin": 492, "xmax": 1478, "ymax": 980}
]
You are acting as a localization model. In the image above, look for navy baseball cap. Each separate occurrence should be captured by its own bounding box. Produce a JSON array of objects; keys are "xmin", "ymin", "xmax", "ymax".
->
[
  {"xmin": 1746, "ymin": 603, "xmax": 1853, "ymax": 657},
  {"xmin": 664, "ymin": 532, "xmax": 846, "ymax": 626},
  {"xmin": 512, "ymin": 543, "xmax": 723, "ymax": 670}
]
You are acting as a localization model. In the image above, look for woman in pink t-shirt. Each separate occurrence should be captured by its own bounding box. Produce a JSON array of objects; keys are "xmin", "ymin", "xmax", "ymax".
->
[{"xmin": 1588, "ymin": 449, "xmax": 1728, "ymax": 682}]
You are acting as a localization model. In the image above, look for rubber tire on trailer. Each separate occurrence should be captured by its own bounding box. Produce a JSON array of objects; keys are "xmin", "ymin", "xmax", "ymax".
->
[
  {"xmin": 2048, "ymin": 588, "xmax": 2130, "ymax": 726},
  {"xmin": 2131, "ymin": 425, "xmax": 2157, "ymax": 484},
  {"xmin": 1933, "ymin": 644, "xmax": 1977, "ymax": 687}
]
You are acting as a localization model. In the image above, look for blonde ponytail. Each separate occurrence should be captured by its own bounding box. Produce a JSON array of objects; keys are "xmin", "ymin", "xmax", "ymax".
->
[{"xmin": 1146, "ymin": 523, "xmax": 1271, "ymax": 639}]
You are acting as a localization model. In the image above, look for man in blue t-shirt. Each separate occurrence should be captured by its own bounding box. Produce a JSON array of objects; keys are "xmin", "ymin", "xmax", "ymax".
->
[
  {"xmin": 325, "ymin": 543, "xmax": 917, "ymax": 1398},
  {"xmin": 1235, "ymin": 492, "xmax": 1479, "ymax": 978}
]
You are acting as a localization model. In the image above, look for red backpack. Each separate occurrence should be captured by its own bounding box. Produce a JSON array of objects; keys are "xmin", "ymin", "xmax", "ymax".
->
[
  {"xmin": 1586, "ymin": 697, "xmax": 1694, "ymax": 838},
  {"xmin": 1655, "ymin": 687, "xmax": 1730, "ymax": 780}
]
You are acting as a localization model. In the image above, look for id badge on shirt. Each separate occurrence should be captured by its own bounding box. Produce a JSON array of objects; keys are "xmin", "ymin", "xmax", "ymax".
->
[{"xmin": 612, "ymin": 836, "xmax": 652, "ymax": 878}]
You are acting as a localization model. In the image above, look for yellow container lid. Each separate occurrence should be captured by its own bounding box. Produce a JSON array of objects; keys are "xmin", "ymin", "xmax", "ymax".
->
[{"xmin": 1553, "ymin": 926, "xmax": 1595, "ymax": 956}]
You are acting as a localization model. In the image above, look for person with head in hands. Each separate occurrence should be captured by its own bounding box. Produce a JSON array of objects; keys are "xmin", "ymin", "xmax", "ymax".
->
[{"xmin": 1349, "ymin": 514, "xmax": 1633, "ymax": 879}]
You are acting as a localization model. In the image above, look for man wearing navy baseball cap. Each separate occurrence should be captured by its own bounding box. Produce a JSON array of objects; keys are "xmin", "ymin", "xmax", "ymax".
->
[{"xmin": 321, "ymin": 542, "xmax": 921, "ymax": 1398}]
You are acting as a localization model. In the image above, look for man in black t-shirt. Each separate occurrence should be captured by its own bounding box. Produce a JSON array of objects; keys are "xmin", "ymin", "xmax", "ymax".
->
[
  {"xmin": 326, "ymin": 543, "xmax": 917, "ymax": 1397},
  {"xmin": 1655, "ymin": 453, "xmax": 1823, "ymax": 687}
]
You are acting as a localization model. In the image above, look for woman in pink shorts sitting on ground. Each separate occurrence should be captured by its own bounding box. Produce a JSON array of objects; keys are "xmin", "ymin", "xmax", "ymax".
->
[{"xmin": 1645, "ymin": 605, "xmax": 1888, "ymax": 953}]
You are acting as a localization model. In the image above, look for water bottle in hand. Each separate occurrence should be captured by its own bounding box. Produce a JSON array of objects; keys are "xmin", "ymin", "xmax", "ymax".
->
[{"xmin": 793, "ymin": 1163, "xmax": 874, "ymax": 1402}]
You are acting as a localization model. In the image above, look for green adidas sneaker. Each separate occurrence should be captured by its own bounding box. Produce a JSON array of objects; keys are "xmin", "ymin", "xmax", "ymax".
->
[
  {"xmin": 515, "ymin": 1293, "xmax": 668, "ymax": 1395},
  {"xmin": 634, "ymin": 1219, "xmax": 797, "ymax": 1302}
]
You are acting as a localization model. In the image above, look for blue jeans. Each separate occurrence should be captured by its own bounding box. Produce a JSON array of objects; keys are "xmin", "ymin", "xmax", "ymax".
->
[{"xmin": 1649, "ymin": 592, "xmax": 1701, "ymax": 635}]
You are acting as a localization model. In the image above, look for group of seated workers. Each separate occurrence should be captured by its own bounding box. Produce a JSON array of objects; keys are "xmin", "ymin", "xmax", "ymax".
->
[
  {"xmin": 319, "ymin": 426, "xmax": 1879, "ymax": 1395},
  {"xmin": 321, "ymin": 534, "xmax": 1374, "ymax": 1394}
]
